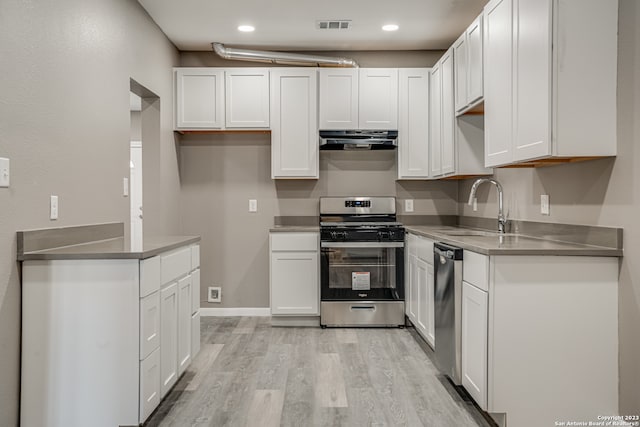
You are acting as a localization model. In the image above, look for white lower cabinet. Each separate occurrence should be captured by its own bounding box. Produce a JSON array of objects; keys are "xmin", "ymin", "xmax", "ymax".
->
[
  {"xmin": 140, "ymin": 348, "xmax": 161, "ymax": 422},
  {"xmin": 177, "ymin": 275, "xmax": 192, "ymax": 376},
  {"xmin": 160, "ymin": 282, "xmax": 178, "ymax": 397},
  {"xmin": 405, "ymin": 233, "xmax": 435, "ymax": 348},
  {"xmin": 461, "ymin": 280, "xmax": 488, "ymax": 410},
  {"xmin": 20, "ymin": 242, "xmax": 201, "ymax": 427},
  {"xmin": 270, "ymin": 232, "xmax": 319, "ymax": 317}
]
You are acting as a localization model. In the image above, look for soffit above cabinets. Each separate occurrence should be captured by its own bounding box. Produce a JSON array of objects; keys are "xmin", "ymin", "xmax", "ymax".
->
[{"xmin": 136, "ymin": 0, "xmax": 488, "ymax": 51}]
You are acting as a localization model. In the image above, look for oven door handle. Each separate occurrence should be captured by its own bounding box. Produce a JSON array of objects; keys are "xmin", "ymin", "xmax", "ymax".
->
[{"xmin": 320, "ymin": 242, "xmax": 404, "ymax": 248}]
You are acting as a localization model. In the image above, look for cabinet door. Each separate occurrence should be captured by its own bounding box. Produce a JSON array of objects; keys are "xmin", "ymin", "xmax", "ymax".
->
[
  {"xmin": 191, "ymin": 268, "xmax": 200, "ymax": 315},
  {"xmin": 319, "ymin": 68, "xmax": 358, "ymax": 130},
  {"xmin": 358, "ymin": 69, "xmax": 398, "ymax": 129},
  {"xmin": 467, "ymin": 15, "xmax": 484, "ymax": 105},
  {"xmin": 398, "ymin": 69, "xmax": 430, "ymax": 179},
  {"xmin": 175, "ymin": 68, "xmax": 224, "ymax": 129},
  {"xmin": 408, "ymin": 255, "xmax": 419, "ymax": 322},
  {"xmin": 271, "ymin": 251, "xmax": 319, "ymax": 315},
  {"xmin": 177, "ymin": 275, "xmax": 192, "ymax": 376},
  {"xmin": 160, "ymin": 282, "xmax": 178, "ymax": 397},
  {"xmin": 440, "ymin": 49, "xmax": 456, "ymax": 176},
  {"xmin": 139, "ymin": 348, "xmax": 160, "ymax": 423},
  {"xmin": 462, "ymin": 281, "xmax": 488, "ymax": 410},
  {"xmin": 225, "ymin": 69, "xmax": 270, "ymax": 128},
  {"xmin": 453, "ymin": 34, "xmax": 468, "ymax": 113},
  {"xmin": 191, "ymin": 311, "xmax": 201, "ymax": 360},
  {"xmin": 426, "ymin": 262, "xmax": 435, "ymax": 347},
  {"xmin": 416, "ymin": 258, "xmax": 429, "ymax": 340},
  {"xmin": 512, "ymin": 0, "xmax": 552, "ymax": 162},
  {"xmin": 140, "ymin": 291, "xmax": 160, "ymax": 360},
  {"xmin": 271, "ymin": 68, "xmax": 318, "ymax": 179},
  {"xmin": 484, "ymin": 0, "xmax": 513, "ymax": 167},
  {"xmin": 429, "ymin": 64, "xmax": 442, "ymax": 177}
]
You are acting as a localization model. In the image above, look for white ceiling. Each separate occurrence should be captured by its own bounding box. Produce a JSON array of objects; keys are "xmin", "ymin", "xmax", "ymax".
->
[{"xmin": 137, "ymin": 0, "xmax": 488, "ymax": 52}]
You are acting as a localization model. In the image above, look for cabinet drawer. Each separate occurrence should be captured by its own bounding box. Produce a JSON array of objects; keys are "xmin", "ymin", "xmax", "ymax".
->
[
  {"xmin": 140, "ymin": 348, "xmax": 161, "ymax": 423},
  {"xmin": 191, "ymin": 311, "xmax": 201, "ymax": 360},
  {"xmin": 463, "ymin": 250, "xmax": 489, "ymax": 292},
  {"xmin": 270, "ymin": 232, "xmax": 318, "ymax": 252},
  {"xmin": 191, "ymin": 244, "xmax": 200, "ymax": 270},
  {"xmin": 161, "ymin": 247, "xmax": 191, "ymax": 285},
  {"xmin": 416, "ymin": 236, "xmax": 435, "ymax": 264},
  {"xmin": 140, "ymin": 291, "xmax": 160, "ymax": 360},
  {"xmin": 140, "ymin": 256, "xmax": 160, "ymax": 298}
]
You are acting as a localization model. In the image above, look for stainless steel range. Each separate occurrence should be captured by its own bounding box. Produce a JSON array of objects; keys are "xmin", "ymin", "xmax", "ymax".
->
[{"xmin": 320, "ymin": 197, "xmax": 405, "ymax": 327}]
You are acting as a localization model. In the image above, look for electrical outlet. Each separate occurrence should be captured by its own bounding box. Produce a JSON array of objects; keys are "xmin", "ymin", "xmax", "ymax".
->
[
  {"xmin": 541, "ymin": 194, "xmax": 550, "ymax": 215},
  {"xmin": 208, "ymin": 286, "xmax": 221, "ymax": 303},
  {"xmin": 404, "ymin": 199, "xmax": 414, "ymax": 213},
  {"xmin": 50, "ymin": 195, "xmax": 59, "ymax": 220},
  {"xmin": 249, "ymin": 199, "xmax": 258, "ymax": 213},
  {"xmin": 0, "ymin": 157, "xmax": 9, "ymax": 188}
]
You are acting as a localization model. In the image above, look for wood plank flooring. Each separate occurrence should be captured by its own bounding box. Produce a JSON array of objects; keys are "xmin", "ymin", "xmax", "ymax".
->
[{"xmin": 144, "ymin": 317, "xmax": 494, "ymax": 427}]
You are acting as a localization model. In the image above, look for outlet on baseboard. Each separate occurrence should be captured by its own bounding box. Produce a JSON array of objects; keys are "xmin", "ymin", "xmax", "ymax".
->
[{"xmin": 208, "ymin": 286, "xmax": 221, "ymax": 303}]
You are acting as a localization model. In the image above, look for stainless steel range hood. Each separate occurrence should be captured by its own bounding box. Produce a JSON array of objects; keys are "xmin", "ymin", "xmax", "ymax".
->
[{"xmin": 319, "ymin": 130, "xmax": 398, "ymax": 150}]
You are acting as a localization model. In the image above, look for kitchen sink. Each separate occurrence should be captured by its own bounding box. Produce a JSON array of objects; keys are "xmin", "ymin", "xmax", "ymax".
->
[{"xmin": 438, "ymin": 229, "xmax": 500, "ymax": 237}]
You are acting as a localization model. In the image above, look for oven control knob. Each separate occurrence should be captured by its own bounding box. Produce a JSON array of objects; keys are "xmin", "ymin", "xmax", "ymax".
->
[
  {"xmin": 330, "ymin": 231, "xmax": 337, "ymax": 239},
  {"xmin": 378, "ymin": 231, "xmax": 390, "ymax": 241},
  {"xmin": 338, "ymin": 232, "xmax": 347, "ymax": 240}
]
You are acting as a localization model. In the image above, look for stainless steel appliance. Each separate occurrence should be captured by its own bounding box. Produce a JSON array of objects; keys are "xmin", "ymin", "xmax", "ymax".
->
[
  {"xmin": 319, "ymin": 130, "xmax": 398, "ymax": 150},
  {"xmin": 434, "ymin": 242, "xmax": 464, "ymax": 385},
  {"xmin": 320, "ymin": 196, "xmax": 405, "ymax": 327}
]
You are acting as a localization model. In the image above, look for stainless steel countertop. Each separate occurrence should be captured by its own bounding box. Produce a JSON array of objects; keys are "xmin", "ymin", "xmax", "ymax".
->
[
  {"xmin": 404, "ymin": 225, "xmax": 622, "ymax": 257},
  {"xmin": 18, "ymin": 235, "xmax": 201, "ymax": 261},
  {"xmin": 269, "ymin": 225, "xmax": 320, "ymax": 233}
]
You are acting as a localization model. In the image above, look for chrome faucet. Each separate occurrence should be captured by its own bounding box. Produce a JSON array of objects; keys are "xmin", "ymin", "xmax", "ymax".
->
[{"xmin": 468, "ymin": 178, "xmax": 508, "ymax": 234}]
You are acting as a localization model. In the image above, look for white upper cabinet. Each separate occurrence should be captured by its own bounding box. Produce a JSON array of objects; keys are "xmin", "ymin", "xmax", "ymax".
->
[
  {"xmin": 270, "ymin": 68, "xmax": 319, "ymax": 179},
  {"xmin": 224, "ymin": 69, "xmax": 270, "ymax": 128},
  {"xmin": 453, "ymin": 34, "xmax": 468, "ymax": 114},
  {"xmin": 358, "ymin": 68, "xmax": 399, "ymax": 129},
  {"xmin": 440, "ymin": 51, "xmax": 455, "ymax": 176},
  {"xmin": 483, "ymin": 0, "xmax": 513, "ymax": 167},
  {"xmin": 319, "ymin": 68, "xmax": 398, "ymax": 130},
  {"xmin": 398, "ymin": 68, "xmax": 430, "ymax": 179},
  {"xmin": 175, "ymin": 68, "xmax": 225, "ymax": 129},
  {"xmin": 455, "ymin": 15, "xmax": 484, "ymax": 115},
  {"xmin": 466, "ymin": 16, "xmax": 484, "ymax": 106},
  {"xmin": 319, "ymin": 69, "xmax": 359, "ymax": 130},
  {"xmin": 483, "ymin": 0, "xmax": 618, "ymax": 167},
  {"xmin": 429, "ymin": 63, "xmax": 442, "ymax": 177}
]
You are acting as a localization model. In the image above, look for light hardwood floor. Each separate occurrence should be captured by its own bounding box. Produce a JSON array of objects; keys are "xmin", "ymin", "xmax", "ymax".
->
[{"xmin": 145, "ymin": 317, "xmax": 494, "ymax": 427}]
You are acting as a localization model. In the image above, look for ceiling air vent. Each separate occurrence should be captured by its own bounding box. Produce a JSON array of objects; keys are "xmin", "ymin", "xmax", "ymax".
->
[{"xmin": 317, "ymin": 20, "xmax": 351, "ymax": 30}]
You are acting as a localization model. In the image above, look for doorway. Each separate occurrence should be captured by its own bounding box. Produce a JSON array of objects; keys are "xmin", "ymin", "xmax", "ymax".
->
[{"xmin": 129, "ymin": 92, "xmax": 143, "ymax": 249}]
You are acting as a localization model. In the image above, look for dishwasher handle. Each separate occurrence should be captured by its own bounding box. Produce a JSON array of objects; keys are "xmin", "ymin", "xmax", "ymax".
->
[{"xmin": 434, "ymin": 242, "xmax": 464, "ymax": 261}]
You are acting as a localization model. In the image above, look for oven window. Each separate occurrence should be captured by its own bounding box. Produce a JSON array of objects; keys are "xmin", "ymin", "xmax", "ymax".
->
[{"xmin": 325, "ymin": 247, "xmax": 397, "ymax": 291}]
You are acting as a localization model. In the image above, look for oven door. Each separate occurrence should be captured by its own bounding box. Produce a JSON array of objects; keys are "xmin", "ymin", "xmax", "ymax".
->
[{"xmin": 320, "ymin": 241, "xmax": 404, "ymax": 301}]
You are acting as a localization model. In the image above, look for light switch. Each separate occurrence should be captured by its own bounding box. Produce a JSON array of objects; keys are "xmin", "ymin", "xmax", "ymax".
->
[
  {"xmin": 541, "ymin": 194, "xmax": 550, "ymax": 215},
  {"xmin": 404, "ymin": 199, "xmax": 414, "ymax": 213},
  {"xmin": 0, "ymin": 157, "xmax": 9, "ymax": 188},
  {"xmin": 123, "ymin": 177, "xmax": 129, "ymax": 197},
  {"xmin": 249, "ymin": 199, "xmax": 258, "ymax": 213},
  {"xmin": 50, "ymin": 195, "xmax": 59, "ymax": 220}
]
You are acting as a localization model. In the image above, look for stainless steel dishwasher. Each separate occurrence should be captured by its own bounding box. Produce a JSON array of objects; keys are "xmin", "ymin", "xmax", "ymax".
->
[{"xmin": 433, "ymin": 242, "xmax": 463, "ymax": 385}]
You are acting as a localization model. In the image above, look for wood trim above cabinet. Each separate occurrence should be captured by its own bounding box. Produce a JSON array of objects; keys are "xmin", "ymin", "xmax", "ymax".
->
[{"xmin": 175, "ymin": 129, "xmax": 271, "ymax": 135}]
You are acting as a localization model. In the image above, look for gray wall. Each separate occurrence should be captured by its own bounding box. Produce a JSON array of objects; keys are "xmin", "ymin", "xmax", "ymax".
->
[
  {"xmin": 458, "ymin": 0, "xmax": 639, "ymax": 413},
  {"xmin": 0, "ymin": 0, "xmax": 180, "ymax": 424}
]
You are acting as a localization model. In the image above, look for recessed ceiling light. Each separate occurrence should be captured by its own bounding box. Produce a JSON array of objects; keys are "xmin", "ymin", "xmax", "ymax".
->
[
  {"xmin": 382, "ymin": 24, "xmax": 399, "ymax": 32},
  {"xmin": 238, "ymin": 25, "xmax": 255, "ymax": 32}
]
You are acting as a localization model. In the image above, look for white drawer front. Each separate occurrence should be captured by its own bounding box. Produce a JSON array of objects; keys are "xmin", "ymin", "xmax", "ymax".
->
[
  {"xmin": 191, "ymin": 244, "xmax": 200, "ymax": 270},
  {"xmin": 161, "ymin": 247, "xmax": 191, "ymax": 285},
  {"xmin": 191, "ymin": 269, "xmax": 200, "ymax": 314},
  {"xmin": 191, "ymin": 311, "xmax": 201, "ymax": 360},
  {"xmin": 463, "ymin": 250, "xmax": 489, "ymax": 292},
  {"xmin": 416, "ymin": 236, "xmax": 435, "ymax": 264},
  {"xmin": 140, "ymin": 348, "xmax": 161, "ymax": 423},
  {"xmin": 140, "ymin": 291, "xmax": 160, "ymax": 360},
  {"xmin": 140, "ymin": 256, "xmax": 160, "ymax": 298},
  {"xmin": 270, "ymin": 232, "xmax": 318, "ymax": 252}
]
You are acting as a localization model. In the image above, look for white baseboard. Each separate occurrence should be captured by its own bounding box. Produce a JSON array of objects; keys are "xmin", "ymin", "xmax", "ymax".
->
[{"xmin": 200, "ymin": 307, "xmax": 271, "ymax": 317}]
